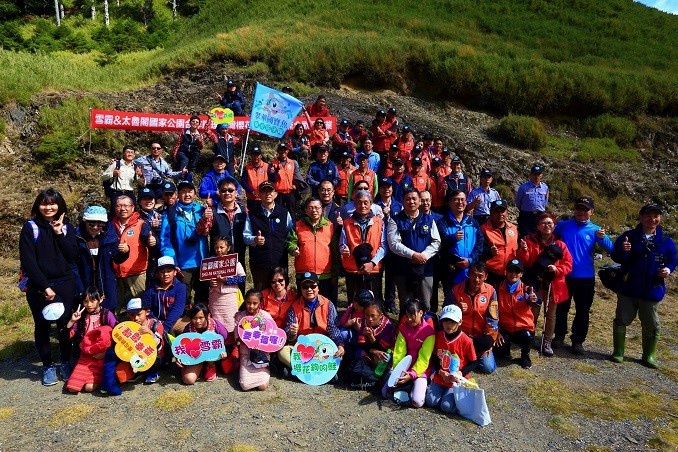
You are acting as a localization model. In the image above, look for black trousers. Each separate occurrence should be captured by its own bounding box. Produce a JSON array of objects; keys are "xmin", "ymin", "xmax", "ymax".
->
[{"xmin": 555, "ymin": 277, "xmax": 596, "ymax": 344}]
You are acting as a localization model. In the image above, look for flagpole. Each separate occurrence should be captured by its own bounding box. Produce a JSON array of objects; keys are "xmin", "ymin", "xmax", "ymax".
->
[{"xmin": 240, "ymin": 128, "xmax": 251, "ymax": 178}]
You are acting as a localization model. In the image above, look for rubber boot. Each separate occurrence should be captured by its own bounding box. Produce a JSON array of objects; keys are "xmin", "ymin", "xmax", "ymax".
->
[
  {"xmin": 641, "ymin": 333, "xmax": 660, "ymax": 369},
  {"xmin": 611, "ymin": 324, "xmax": 626, "ymax": 363}
]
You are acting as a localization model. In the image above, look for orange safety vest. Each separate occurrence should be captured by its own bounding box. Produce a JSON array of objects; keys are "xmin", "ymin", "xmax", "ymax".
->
[
  {"xmin": 112, "ymin": 212, "xmax": 148, "ymax": 277},
  {"xmin": 245, "ymin": 162, "xmax": 270, "ymax": 201},
  {"xmin": 341, "ymin": 216, "xmax": 384, "ymax": 274},
  {"xmin": 497, "ymin": 281, "xmax": 535, "ymax": 334},
  {"xmin": 351, "ymin": 169, "xmax": 377, "ymax": 195},
  {"xmin": 292, "ymin": 295, "xmax": 331, "ymax": 336},
  {"xmin": 336, "ymin": 164, "xmax": 355, "ymax": 198},
  {"xmin": 294, "ymin": 219, "xmax": 334, "ymax": 275},
  {"xmin": 452, "ymin": 282, "xmax": 498, "ymax": 339},
  {"xmin": 261, "ymin": 287, "xmax": 297, "ymax": 328},
  {"xmin": 271, "ymin": 158, "xmax": 295, "ymax": 194},
  {"xmin": 410, "ymin": 172, "xmax": 430, "ymax": 193},
  {"xmin": 480, "ymin": 221, "xmax": 519, "ymax": 275}
]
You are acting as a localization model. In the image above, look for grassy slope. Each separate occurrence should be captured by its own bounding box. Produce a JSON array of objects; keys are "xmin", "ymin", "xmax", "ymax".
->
[{"xmin": 2, "ymin": 0, "xmax": 677, "ymax": 115}]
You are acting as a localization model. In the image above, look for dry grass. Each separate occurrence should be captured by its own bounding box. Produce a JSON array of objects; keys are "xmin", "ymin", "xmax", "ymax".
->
[
  {"xmin": 527, "ymin": 378, "xmax": 667, "ymax": 421},
  {"xmin": 648, "ymin": 418, "xmax": 678, "ymax": 451},
  {"xmin": 0, "ymin": 407, "xmax": 13, "ymax": 420},
  {"xmin": 225, "ymin": 445, "xmax": 258, "ymax": 452},
  {"xmin": 47, "ymin": 404, "xmax": 93, "ymax": 427},
  {"xmin": 154, "ymin": 389, "xmax": 192, "ymax": 411},
  {"xmin": 547, "ymin": 415, "xmax": 579, "ymax": 437}
]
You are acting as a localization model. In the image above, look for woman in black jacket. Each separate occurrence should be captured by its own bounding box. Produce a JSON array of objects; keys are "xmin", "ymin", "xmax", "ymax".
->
[{"xmin": 19, "ymin": 188, "xmax": 78, "ymax": 386}]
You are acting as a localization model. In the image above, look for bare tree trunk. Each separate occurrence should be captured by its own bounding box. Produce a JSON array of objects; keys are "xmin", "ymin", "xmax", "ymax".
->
[
  {"xmin": 54, "ymin": 0, "xmax": 61, "ymax": 26},
  {"xmin": 172, "ymin": 0, "xmax": 177, "ymax": 20},
  {"xmin": 59, "ymin": 3, "xmax": 64, "ymax": 19},
  {"xmin": 104, "ymin": 0, "xmax": 109, "ymax": 27},
  {"xmin": 91, "ymin": 5, "xmax": 96, "ymax": 20}
]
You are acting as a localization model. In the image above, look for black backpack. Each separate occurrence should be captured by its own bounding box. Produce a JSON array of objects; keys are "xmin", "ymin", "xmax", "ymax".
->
[{"xmin": 598, "ymin": 263, "xmax": 624, "ymax": 292}]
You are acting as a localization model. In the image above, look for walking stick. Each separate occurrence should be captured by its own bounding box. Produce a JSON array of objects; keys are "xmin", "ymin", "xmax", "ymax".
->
[{"xmin": 540, "ymin": 282, "xmax": 552, "ymax": 356}]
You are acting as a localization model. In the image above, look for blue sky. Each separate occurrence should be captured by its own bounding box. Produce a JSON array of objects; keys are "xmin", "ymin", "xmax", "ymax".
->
[{"xmin": 635, "ymin": 0, "xmax": 678, "ymax": 14}]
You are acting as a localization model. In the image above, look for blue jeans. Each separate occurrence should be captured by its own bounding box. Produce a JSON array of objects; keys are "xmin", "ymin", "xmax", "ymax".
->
[
  {"xmin": 475, "ymin": 349, "xmax": 497, "ymax": 374},
  {"xmin": 425, "ymin": 380, "xmax": 457, "ymax": 413}
]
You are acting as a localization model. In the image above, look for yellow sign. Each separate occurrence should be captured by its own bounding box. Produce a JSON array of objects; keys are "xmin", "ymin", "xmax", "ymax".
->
[
  {"xmin": 112, "ymin": 321, "xmax": 158, "ymax": 373},
  {"xmin": 209, "ymin": 107, "xmax": 235, "ymax": 125}
]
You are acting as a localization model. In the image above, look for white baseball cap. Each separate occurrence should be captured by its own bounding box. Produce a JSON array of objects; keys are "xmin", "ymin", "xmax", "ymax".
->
[{"xmin": 439, "ymin": 305, "xmax": 462, "ymax": 323}]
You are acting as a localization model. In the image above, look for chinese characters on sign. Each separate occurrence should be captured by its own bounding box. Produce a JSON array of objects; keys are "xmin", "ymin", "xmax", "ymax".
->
[{"xmin": 199, "ymin": 253, "xmax": 238, "ymax": 281}]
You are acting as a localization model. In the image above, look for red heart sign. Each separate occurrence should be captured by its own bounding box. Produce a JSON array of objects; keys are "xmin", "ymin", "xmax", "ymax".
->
[
  {"xmin": 296, "ymin": 344, "xmax": 315, "ymax": 363},
  {"xmin": 181, "ymin": 337, "xmax": 202, "ymax": 359}
]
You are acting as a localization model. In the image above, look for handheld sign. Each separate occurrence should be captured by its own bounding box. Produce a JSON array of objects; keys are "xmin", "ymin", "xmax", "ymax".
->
[
  {"xmin": 112, "ymin": 321, "xmax": 157, "ymax": 372},
  {"xmin": 238, "ymin": 315, "xmax": 286, "ymax": 353},
  {"xmin": 290, "ymin": 334, "xmax": 340, "ymax": 385},
  {"xmin": 209, "ymin": 107, "xmax": 235, "ymax": 125},
  {"xmin": 440, "ymin": 350, "xmax": 460, "ymax": 373},
  {"xmin": 387, "ymin": 355, "xmax": 413, "ymax": 387},
  {"xmin": 171, "ymin": 331, "xmax": 226, "ymax": 365},
  {"xmin": 199, "ymin": 253, "xmax": 238, "ymax": 281}
]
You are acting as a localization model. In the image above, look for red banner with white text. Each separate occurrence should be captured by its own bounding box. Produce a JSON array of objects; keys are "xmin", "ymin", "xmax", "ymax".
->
[{"xmin": 89, "ymin": 109, "xmax": 337, "ymax": 134}]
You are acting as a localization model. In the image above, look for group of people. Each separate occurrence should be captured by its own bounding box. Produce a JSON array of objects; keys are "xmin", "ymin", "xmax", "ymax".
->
[{"xmin": 19, "ymin": 94, "xmax": 675, "ymax": 414}]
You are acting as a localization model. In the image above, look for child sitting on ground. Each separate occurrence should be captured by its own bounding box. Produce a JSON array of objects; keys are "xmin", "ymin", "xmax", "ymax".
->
[
  {"xmin": 65, "ymin": 287, "xmax": 118, "ymax": 394},
  {"xmin": 179, "ymin": 303, "xmax": 229, "ymax": 384},
  {"xmin": 349, "ymin": 297, "xmax": 395, "ymax": 390},
  {"xmin": 116, "ymin": 298, "xmax": 164, "ymax": 385},
  {"xmin": 425, "ymin": 304, "xmax": 477, "ymax": 413},
  {"xmin": 234, "ymin": 289, "xmax": 274, "ymax": 391},
  {"xmin": 338, "ymin": 289, "xmax": 371, "ymax": 345}
]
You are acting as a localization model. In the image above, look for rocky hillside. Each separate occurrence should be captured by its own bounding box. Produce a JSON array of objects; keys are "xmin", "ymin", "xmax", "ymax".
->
[{"xmin": 1, "ymin": 61, "xmax": 677, "ymax": 257}]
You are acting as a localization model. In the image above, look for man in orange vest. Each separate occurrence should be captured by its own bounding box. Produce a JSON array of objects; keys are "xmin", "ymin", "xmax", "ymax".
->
[
  {"xmin": 268, "ymin": 143, "xmax": 303, "ymax": 220},
  {"xmin": 241, "ymin": 146, "xmax": 269, "ymax": 211},
  {"xmin": 278, "ymin": 272, "xmax": 345, "ymax": 374},
  {"xmin": 287, "ymin": 198, "xmax": 336, "ymax": 299},
  {"xmin": 480, "ymin": 200, "xmax": 519, "ymax": 287},
  {"xmin": 340, "ymin": 190, "xmax": 387, "ymax": 302}
]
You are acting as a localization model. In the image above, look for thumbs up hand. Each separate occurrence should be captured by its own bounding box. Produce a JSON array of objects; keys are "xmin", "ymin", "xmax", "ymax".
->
[
  {"xmin": 528, "ymin": 286, "xmax": 538, "ymax": 303},
  {"xmin": 206, "ymin": 192, "xmax": 213, "ymax": 208},
  {"xmin": 520, "ymin": 239, "xmax": 528, "ymax": 251},
  {"xmin": 255, "ymin": 230, "xmax": 265, "ymax": 246},
  {"xmin": 622, "ymin": 235, "xmax": 631, "ymax": 252},
  {"xmin": 596, "ymin": 224, "xmax": 606, "ymax": 239}
]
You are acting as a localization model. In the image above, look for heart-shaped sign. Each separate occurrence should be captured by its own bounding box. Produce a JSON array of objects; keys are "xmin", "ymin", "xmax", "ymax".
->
[
  {"xmin": 296, "ymin": 343, "xmax": 316, "ymax": 363},
  {"xmin": 181, "ymin": 337, "xmax": 202, "ymax": 359},
  {"xmin": 238, "ymin": 315, "xmax": 287, "ymax": 353}
]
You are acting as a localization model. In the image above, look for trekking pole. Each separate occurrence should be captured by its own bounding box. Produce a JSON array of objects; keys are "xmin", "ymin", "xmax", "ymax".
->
[{"xmin": 539, "ymin": 282, "xmax": 552, "ymax": 356}]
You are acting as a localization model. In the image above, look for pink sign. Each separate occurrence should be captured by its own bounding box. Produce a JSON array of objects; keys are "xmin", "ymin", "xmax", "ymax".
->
[
  {"xmin": 199, "ymin": 254, "xmax": 238, "ymax": 281},
  {"xmin": 237, "ymin": 315, "xmax": 286, "ymax": 353}
]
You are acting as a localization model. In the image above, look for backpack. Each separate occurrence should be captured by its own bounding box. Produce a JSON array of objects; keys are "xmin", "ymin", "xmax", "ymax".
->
[
  {"xmin": 17, "ymin": 220, "xmax": 39, "ymax": 292},
  {"xmin": 103, "ymin": 159, "xmax": 122, "ymax": 197},
  {"xmin": 598, "ymin": 263, "xmax": 624, "ymax": 292}
]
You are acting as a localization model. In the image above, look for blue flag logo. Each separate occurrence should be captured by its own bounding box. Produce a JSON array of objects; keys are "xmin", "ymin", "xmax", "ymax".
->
[{"xmin": 249, "ymin": 83, "xmax": 304, "ymax": 138}]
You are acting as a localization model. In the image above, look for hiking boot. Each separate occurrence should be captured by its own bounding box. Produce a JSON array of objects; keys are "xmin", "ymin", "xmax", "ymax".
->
[
  {"xmin": 144, "ymin": 372, "xmax": 159, "ymax": 384},
  {"xmin": 571, "ymin": 343, "xmax": 585, "ymax": 356},
  {"xmin": 641, "ymin": 333, "xmax": 660, "ymax": 369},
  {"xmin": 42, "ymin": 365, "xmax": 58, "ymax": 386},
  {"xmin": 551, "ymin": 336, "xmax": 565, "ymax": 349},
  {"xmin": 541, "ymin": 339, "xmax": 554, "ymax": 357},
  {"xmin": 611, "ymin": 324, "xmax": 626, "ymax": 363},
  {"xmin": 60, "ymin": 362, "xmax": 72, "ymax": 381},
  {"xmin": 204, "ymin": 363, "xmax": 217, "ymax": 382}
]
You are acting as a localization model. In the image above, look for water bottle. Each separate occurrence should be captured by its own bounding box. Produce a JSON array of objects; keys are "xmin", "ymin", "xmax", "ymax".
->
[{"xmin": 374, "ymin": 349, "xmax": 392, "ymax": 377}]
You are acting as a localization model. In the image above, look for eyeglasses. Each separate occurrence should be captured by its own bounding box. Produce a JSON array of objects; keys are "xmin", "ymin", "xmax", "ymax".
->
[
  {"xmin": 220, "ymin": 188, "xmax": 236, "ymax": 194},
  {"xmin": 301, "ymin": 284, "xmax": 318, "ymax": 290},
  {"xmin": 539, "ymin": 221, "xmax": 554, "ymax": 226},
  {"xmin": 86, "ymin": 222, "xmax": 105, "ymax": 228},
  {"xmin": 116, "ymin": 204, "xmax": 133, "ymax": 209},
  {"xmin": 271, "ymin": 278, "xmax": 285, "ymax": 284},
  {"xmin": 306, "ymin": 206, "xmax": 322, "ymax": 210},
  {"xmin": 151, "ymin": 146, "xmax": 162, "ymax": 150},
  {"xmin": 320, "ymin": 188, "xmax": 333, "ymax": 193}
]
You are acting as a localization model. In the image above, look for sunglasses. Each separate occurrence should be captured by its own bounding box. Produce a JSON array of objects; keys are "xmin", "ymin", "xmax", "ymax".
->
[
  {"xmin": 151, "ymin": 146, "xmax": 162, "ymax": 150},
  {"xmin": 271, "ymin": 278, "xmax": 285, "ymax": 284},
  {"xmin": 220, "ymin": 188, "xmax": 236, "ymax": 194},
  {"xmin": 302, "ymin": 284, "xmax": 318, "ymax": 290}
]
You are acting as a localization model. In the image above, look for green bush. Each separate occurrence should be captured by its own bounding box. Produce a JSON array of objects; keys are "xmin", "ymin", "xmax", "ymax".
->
[
  {"xmin": 491, "ymin": 115, "xmax": 547, "ymax": 150},
  {"xmin": 35, "ymin": 96, "xmax": 122, "ymax": 171},
  {"xmin": 575, "ymin": 137, "xmax": 639, "ymax": 163},
  {"xmin": 584, "ymin": 114, "xmax": 637, "ymax": 145}
]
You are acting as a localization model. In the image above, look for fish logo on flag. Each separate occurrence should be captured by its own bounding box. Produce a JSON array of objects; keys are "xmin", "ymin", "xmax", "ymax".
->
[{"xmin": 249, "ymin": 83, "xmax": 304, "ymax": 138}]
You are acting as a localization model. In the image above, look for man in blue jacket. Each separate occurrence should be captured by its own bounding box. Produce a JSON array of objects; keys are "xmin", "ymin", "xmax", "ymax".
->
[
  {"xmin": 610, "ymin": 203, "xmax": 676, "ymax": 368},
  {"xmin": 553, "ymin": 196, "xmax": 614, "ymax": 355},
  {"xmin": 306, "ymin": 145, "xmax": 339, "ymax": 197},
  {"xmin": 159, "ymin": 180, "xmax": 209, "ymax": 305}
]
